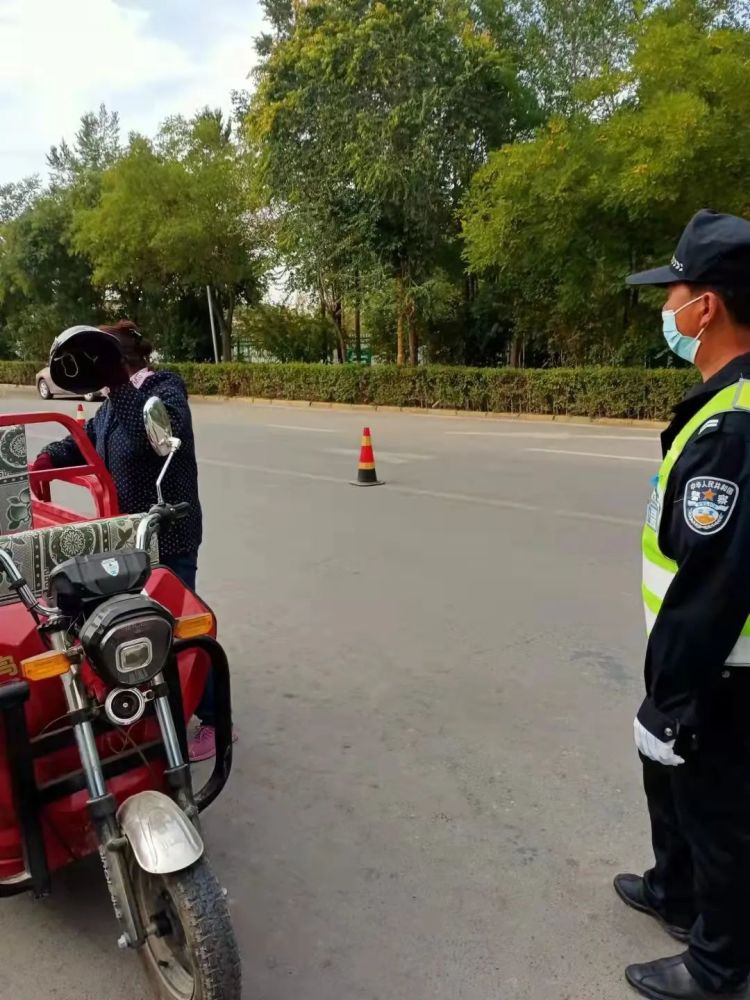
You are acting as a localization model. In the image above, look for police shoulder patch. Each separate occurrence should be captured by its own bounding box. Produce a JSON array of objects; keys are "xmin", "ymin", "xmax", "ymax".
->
[
  {"xmin": 697, "ymin": 414, "xmax": 724, "ymax": 436},
  {"xmin": 683, "ymin": 476, "xmax": 739, "ymax": 535}
]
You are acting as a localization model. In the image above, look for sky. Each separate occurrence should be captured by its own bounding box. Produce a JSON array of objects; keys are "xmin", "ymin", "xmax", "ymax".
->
[{"xmin": 0, "ymin": 0, "xmax": 267, "ymax": 184}]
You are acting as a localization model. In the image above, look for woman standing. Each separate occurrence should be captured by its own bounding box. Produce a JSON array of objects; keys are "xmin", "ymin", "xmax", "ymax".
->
[{"xmin": 32, "ymin": 320, "xmax": 223, "ymax": 761}]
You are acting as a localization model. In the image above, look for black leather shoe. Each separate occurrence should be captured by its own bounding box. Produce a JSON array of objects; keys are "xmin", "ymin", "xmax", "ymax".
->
[
  {"xmin": 625, "ymin": 954, "xmax": 749, "ymax": 998},
  {"xmin": 615, "ymin": 874, "xmax": 692, "ymax": 943}
]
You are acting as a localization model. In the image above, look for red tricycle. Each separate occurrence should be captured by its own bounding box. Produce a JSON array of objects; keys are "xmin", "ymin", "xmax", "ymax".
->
[{"xmin": 0, "ymin": 398, "xmax": 239, "ymax": 999}]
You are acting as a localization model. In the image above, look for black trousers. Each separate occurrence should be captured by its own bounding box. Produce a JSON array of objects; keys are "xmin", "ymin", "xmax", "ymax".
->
[{"xmin": 641, "ymin": 672, "xmax": 750, "ymax": 991}]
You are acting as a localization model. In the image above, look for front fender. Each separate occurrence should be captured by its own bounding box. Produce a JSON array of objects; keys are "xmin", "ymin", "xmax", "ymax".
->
[{"xmin": 117, "ymin": 790, "xmax": 203, "ymax": 875}]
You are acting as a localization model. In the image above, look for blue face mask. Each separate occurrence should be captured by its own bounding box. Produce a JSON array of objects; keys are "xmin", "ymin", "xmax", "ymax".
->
[{"xmin": 662, "ymin": 295, "xmax": 706, "ymax": 364}]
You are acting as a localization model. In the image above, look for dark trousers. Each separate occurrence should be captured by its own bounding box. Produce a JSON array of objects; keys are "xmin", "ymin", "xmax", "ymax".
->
[
  {"xmin": 160, "ymin": 552, "xmax": 215, "ymax": 727},
  {"xmin": 641, "ymin": 672, "xmax": 750, "ymax": 991}
]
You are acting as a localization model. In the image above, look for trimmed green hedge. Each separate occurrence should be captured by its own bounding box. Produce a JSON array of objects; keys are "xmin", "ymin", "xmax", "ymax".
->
[
  {"xmin": 0, "ymin": 360, "xmax": 698, "ymax": 421},
  {"xmin": 0, "ymin": 361, "xmax": 41, "ymax": 386},
  {"xmin": 165, "ymin": 363, "xmax": 697, "ymax": 421}
]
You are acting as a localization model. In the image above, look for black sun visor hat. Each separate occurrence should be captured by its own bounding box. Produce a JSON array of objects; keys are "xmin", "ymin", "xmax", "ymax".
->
[
  {"xmin": 626, "ymin": 210, "xmax": 750, "ymax": 287},
  {"xmin": 49, "ymin": 326, "xmax": 122, "ymax": 395}
]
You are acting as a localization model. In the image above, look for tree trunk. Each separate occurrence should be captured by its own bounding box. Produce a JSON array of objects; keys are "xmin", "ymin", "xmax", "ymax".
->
[
  {"xmin": 319, "ymin": 273, "xmax": 327, "ymax": 318},
  {"xmin": 354, "ymin": 270, "xmax": 362, "ymax": 363},
  {"xmin": 407, "ymin": 300, "xmax": 418, "ymax": 365},
  {"xmin": 624, "ymin": 248, "xmax": 637, "ymax": 335},
  {"xmin": 225, "ymin": 290, "xmax": 235, "ymax": 362},
  {"xmin": 217, "ymin": 314, "xmax": 231, "ymax": 362},
  {"xmin": 509, "ymin": 334, "xmax": 522, "ymax": 368},
  {"xmin": 354, "ymin": 307, "xmax": 362, "ymax": 363},
  {"xmin": 120, "ymin": 282, "xmax": 142, "ymax": 320},
  {"xmin": 463, "ymin": 275, "xmax": 472, "ymax": 365},
  {"xmin": 219, "ymin": 320, "xmax": 231, "ymax": 363},
  {"xmin": 408, "ymin": 326, "xmax": 418, "ymax": 366},
  {"xmin": 396, "ymin": 274, "xmax": 406, "ymax": 365},
  {"xmin": 332, "ymin": 298, "xmax": 345, "ymax": 363},
  {"xmin": 215, "ymin": 287, "xmax": 233, "ymax": 362},
  {"xmin": 396, "ymin": 311, "xmax": 405, "ymax": 365}
]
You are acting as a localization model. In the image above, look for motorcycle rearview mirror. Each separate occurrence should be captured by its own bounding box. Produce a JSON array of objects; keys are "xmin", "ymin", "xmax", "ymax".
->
[
  {"xmin": 144, "ymin": 397, "xmax": 176, "ymax": 457},
  {"xmin": 143, "ymin": 397, "xmax": 182, "ymax": 505}
]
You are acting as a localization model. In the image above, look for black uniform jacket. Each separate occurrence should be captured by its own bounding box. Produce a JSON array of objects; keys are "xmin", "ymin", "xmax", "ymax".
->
[{"xmin": 639, "ymin": 353, "xmax": 750, "ymax": 741}]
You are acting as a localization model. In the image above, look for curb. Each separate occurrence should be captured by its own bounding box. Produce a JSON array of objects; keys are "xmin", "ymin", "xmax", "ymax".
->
[
  {"xmin": 186, "ymin": 394, "xmax": 668, "ymax": 430},
  {"xmin": 0, "ymin": 383, "xmax": 668, "ymax": 430}
]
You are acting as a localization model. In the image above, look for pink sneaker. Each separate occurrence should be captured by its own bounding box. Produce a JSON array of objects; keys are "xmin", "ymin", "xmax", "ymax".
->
[
  {"xmin": 189, "ymin": 725, "xmax": 217, "ymax": 762},
  {"xmin": 188, "ymin": 724, "xmax": 237, "ymax": 763}
]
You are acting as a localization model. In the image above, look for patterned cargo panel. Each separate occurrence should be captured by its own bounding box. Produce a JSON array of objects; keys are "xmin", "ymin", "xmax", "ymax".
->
[
  {"xmin": 0, "ymin": 425, "xmax": 32, "ymax": 535},
  {"xmin": 0, "ymin": 515, "xmax": 159, "ymax": 606}
]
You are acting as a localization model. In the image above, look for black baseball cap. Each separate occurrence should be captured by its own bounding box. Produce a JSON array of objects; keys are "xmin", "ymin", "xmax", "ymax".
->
[{"xmin": 626, "ymin": 209, "xmax": 750, "ymax": 287}]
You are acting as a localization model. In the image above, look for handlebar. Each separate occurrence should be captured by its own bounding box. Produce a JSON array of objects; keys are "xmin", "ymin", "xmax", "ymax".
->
[
  {"xmin": 0, "ymin": 550, "xmax": 61, "ymax": 620},
  {"xmin": 135, "ymin": 502, "xmax": 191, "ymax": 552}
]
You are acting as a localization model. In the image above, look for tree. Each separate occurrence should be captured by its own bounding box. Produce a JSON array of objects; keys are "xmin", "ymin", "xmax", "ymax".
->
[
  {"xmin": 0, "ymin": 177, "xmax": 41, "ymax": 225},
  {"xmin": 509, "ymin": 0, "xmax": 747, "ymax": 118},
  {"xmin": 0, "ymin": 189, "xmax": 105, "ymax": 359},
  {"xmin": 462, "ymin": 0, "xmax": 750, "ymax": 364},
  {"xmin": 154, "ymin": 111, "xmax": 269, "ymax": 359},
  {"xmin": 510, "ymin": 0, "xmax": 642, "ymax": 117},
  {"xmin": 0, "ymin": 107, "xmax": 124, "ymax": 360},
  {"xmin": 47, "ymin": 104, "xmax": 122, "ymax": 188},
  {"xmin": 72, "ymin": 111, "xmax": 268, "ymax": 360},
  {"xmin": 248, "ymin": 0, "xmax": 537, "ymax": 364},
  {"xmin": 236, "ymin": 304, "xmax": 338, "ymax": 361}
]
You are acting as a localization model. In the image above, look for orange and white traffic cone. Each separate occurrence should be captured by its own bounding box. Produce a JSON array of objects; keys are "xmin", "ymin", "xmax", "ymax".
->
[
  {"xmin": 76, "ymin": 403, "xmax": 85, "ymax": 425},
  {"xmin": 351, "ymin": 427, "xmax": 384, "ymax": 487}
]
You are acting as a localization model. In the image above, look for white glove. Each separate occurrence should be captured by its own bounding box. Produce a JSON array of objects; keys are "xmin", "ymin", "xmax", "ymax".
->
[{"xmin": 634, "ymin": 717, "xmax": 685, "ymax": 766}]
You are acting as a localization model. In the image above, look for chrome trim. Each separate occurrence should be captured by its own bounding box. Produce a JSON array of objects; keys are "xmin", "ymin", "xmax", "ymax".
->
[
  {"xmin": 61, "ymin": 668, "xmax": 106, "ymax": 800},
  {"xmin": 151, "ymin": 670, "xmax": 185, "ymax": 770},
  {"xmin": 135, "ymin": 512, "xmax": 162, "ymax": 551},
  {"xmin": 155, "ymin": 443, "xmax": 180, "ymax": 506}
]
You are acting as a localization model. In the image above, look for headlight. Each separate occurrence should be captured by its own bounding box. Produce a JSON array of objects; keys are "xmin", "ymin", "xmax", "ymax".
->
[{"xmin": 79, "ymin": 594, "xmax": 174, "ymax": 686}]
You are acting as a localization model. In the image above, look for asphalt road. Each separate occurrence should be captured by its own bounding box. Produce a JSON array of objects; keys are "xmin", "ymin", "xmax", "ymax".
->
[{"xmin": 0, "ymin": 390, "xmax": 667, "ymax": 1000}]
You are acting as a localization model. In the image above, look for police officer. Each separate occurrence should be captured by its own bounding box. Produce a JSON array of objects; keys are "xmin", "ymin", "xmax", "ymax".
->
[{"xmin": 614, "ymin": 210, "xmax": 750, "ymax": 999}]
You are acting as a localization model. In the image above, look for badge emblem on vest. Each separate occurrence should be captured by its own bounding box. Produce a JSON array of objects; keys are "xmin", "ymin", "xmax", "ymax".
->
[{"xmin": 684, "ymin": 477, "xmax": 739, "ymax": 535}]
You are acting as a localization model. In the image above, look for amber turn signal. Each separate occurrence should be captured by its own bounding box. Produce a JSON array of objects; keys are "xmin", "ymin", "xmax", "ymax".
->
[
  {"xmin": 21, "ymin": 650, "xmax": 71, "ymax": 681},
  {"xmin": 174, "ymin": 613, "xmax": 214, "ymax": 640}
]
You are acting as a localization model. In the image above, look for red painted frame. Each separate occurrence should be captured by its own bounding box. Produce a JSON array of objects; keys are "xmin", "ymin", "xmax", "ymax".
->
[{"xmin": 0, "ymin": 411, "xmax": 119, "ymax": 526}]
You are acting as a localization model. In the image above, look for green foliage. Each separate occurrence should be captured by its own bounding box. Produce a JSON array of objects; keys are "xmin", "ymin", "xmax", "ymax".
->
[
  {"xmin": 0, "ymin": 357, "xmax": 699, "ymax": 419},
  {"xmin": 0, "ymin": 361, "xmax": 40, "ymax": 385},
  {"xmin": 0, "ymin": 177, "xmax": 42, "ymax": 225},
  {"xmin": 0, "ymin": 104, "xmax": 270, "ymax": 365},
  {"xmin": 72, "ymin": 111, "xmax": 268, "ymax": 360},
  {"xmin": 0, "ymin": 111, "xmax": 131, "ymax": 357},
  {"xmin": 159, "ymin": 362, "xmax": 694, "ymax": 419},
  {"xmin": 0, "ymin": 188, "xmax": 106, "ymax": 359},
  {"xmin": 462, "ymin": 0, "xmax": 750, "ymax": 362},
  {"xmin": 2, "ymin": 4, "xmax": 749, "ymax": 370},
  {"xmin": 510, "ymin": 0, "xmax": 642, "ymax": 117},
  {"xmin": 249, "ymin": 0, "xmax": 537, "ymax": 362},
  {"xmin": 236, "ymin": 305, "xmax": 338, "ymax": 362},
  {"xmin": 47, "ymin": 104, "xmax": 122, "ymax": 187}
]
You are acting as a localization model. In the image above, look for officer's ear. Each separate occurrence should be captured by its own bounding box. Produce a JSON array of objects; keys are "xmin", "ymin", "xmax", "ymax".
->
[{"xmin": 696, "ymin": 288, "xmax": 723, "ymax": 331}]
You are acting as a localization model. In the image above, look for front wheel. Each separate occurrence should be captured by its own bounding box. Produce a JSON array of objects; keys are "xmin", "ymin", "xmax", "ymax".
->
[
  {"xmin": 134, "ymin": 858, "xmax": 241, "ymax": 1000},
  {"xmin": 37, "ymin": 378, "xmax": 52, "ymax": 400}
]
